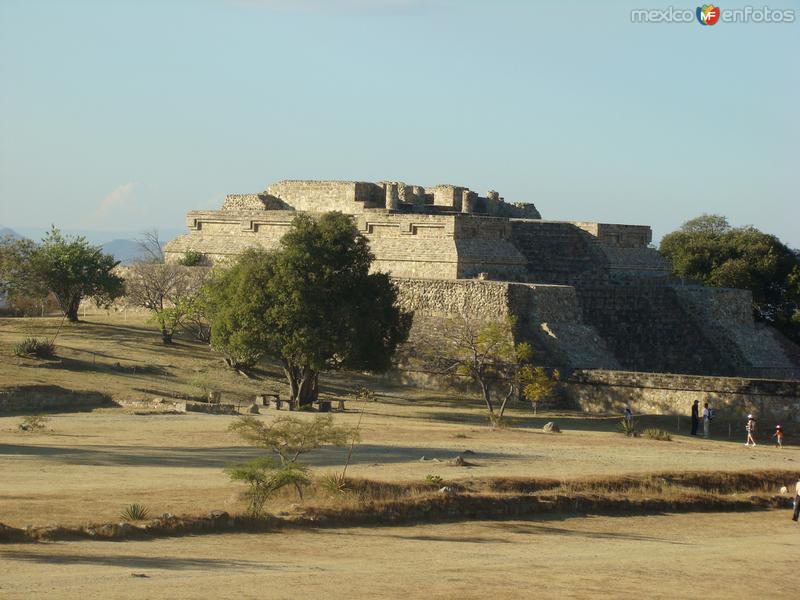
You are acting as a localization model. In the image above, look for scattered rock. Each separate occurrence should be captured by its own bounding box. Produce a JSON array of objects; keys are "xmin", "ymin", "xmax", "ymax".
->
[
  {"xmin": 131, "ymin": 573, "xmax": 149, "ymax": 578},
  {"xmin": 438, "ymin": 486, "xmax": 457, "ymax": 495},
  {"xmin": 160, "ymin": 513, "xmax": 175, "ymax": 521},
  {"xmin": 117, "ymin": 522, "xmax": 134, "ymax": 534},
  {"xmin": 463, "ymin": 449, "xmax": 475, "ymax": 455},
  {"xmin": 247, "ymin": 403, "xmax": 260, "ymax": 414},
  {"xmin": 208, "ymin": 510, "xmax": 229, "ymax": 520},
  {"xmin": 780, "ymin": 486, "xmax": 788, "ymax": 494},
  {"xmin": 542, "ymin": 421, "xmax": 561, "ymax": 433}
]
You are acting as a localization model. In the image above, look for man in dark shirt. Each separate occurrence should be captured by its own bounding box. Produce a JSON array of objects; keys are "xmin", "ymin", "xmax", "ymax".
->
[{"xmin": 690, "ymin": 399, "xmax": 699, "ymax": 436}]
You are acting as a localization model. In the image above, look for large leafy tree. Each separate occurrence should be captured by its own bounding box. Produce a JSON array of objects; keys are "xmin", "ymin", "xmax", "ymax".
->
[
  {"xmin": 1, "ymin": 227, "xmax": 124, "ymax": 322},
  {"xmin": 205, "ymin": 212, "xmax": 412, "ymax": 406},
  {"xmin": 660, "ymin": 215, "xmax": 800, "ymax": 343}
]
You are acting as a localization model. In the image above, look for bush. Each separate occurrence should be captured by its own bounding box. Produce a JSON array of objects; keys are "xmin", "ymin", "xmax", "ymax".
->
[
  {"xmin": 18, "ymin": 415, "xmax": 49, "ymax": 432},
  {"xmin": 120, "ymin": 503, "xmax": 150, "ymax": 521},
  {"xmin": 318, "ymin": 472, "xmax": 350, "ymax": 495},
  {"xmin": 645, "ymin": 428, "xmax": 672, "ymax": 441},
  {"xmin": 13, "ymin": 337, "xmax": 55, "ymax": 358},
  {"xmin": 178, "ymin": 250, "xmax": 205, "ymax": 266},
  {"xmin": 618, "ymin": 418, "xmax": 638, "ymax": 437},
  {"xmin": 425, "ymin": 474, "xmax": 443, "ymax": 485}
]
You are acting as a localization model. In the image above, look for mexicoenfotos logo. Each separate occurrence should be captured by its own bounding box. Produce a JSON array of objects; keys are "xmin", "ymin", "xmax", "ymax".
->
[
  {"xmin": 697, "ymin": 4, "xmax": 721, "ymax": 24},
  {"xmin": 631, "ymin": 5, "xmax": 796, "ymax": 23}
]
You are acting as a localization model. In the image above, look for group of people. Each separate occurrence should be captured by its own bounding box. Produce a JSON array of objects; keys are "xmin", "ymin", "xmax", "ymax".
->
[
  {"xmin": 689, "ymin": 400, "xmax": 714, "ymax": 439},
  {"xmin": 689, "ymin": 399, "xmax": 785, "ymax": 447}
]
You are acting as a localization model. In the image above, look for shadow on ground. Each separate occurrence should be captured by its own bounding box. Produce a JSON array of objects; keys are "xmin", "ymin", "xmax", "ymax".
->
[
  {"xmin": 0, "ymin": 443, "xmax": 510, "ymax": 469},
  {"xmin": 0, "ymin": 549, "xmax": 267, "ymax": 571}
]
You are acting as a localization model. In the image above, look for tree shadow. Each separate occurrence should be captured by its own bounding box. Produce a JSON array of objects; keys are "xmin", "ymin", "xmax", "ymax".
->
[
  {"xmin": 0, "ymin": 443, "xmax": 511, "ymax": 469},
  {"xmin": 488, "ymin": 516, "xmax": 692, "ymax": 545},
  {"xmin": 1, "ymin": 549, "xmax": 267, "ymax": 571}
]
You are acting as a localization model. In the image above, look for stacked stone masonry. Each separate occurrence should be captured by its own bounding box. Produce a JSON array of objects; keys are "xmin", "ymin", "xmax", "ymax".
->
[{"xmin": 165, "ymin": 179, "xmax": 800, "ymax": 409}]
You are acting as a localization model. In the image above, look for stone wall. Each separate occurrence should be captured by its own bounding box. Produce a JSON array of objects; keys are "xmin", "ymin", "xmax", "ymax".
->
[
  {"xmin": 393, "ymin": 278, "xmax": 620, "ymax": 370},
  {"xmin": 510, "ymin": 221, "xmax": 611, "ymax": 284},
  {"xmin": 264, "ymin": 180, "xmax": 384, "ymax": 213},
  {"xmin": 563, "ymin": 369, "xmax": 800, "ymax": 422},
  {"xmin": 221, "ymin": 194, "xmax": 292, "ymax": 211},
  {"xmin": 0, "ymin": 386, "xmax": 112, "ymax": 413}
]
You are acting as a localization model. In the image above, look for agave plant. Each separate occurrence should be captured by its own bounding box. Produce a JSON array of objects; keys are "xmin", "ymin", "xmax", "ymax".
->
[{"xmin": 120, "ymin": 503, "xmax": 150, "ymax": 521}]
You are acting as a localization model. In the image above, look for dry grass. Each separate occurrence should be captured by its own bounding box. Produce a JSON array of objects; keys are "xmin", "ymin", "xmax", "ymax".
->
[
  {"xmin": 2, "ymin": 312, "xmax": 800, "ymax": 529},
  {"xmin": 1, "ymin": 512, "xmax": 797, "ymax": 599}
]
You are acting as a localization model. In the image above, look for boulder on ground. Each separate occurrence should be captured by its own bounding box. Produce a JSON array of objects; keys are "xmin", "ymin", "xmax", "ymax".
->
[
  {"xmin": 247, "ymin": 403, "xmax": 260, "ymax": 414},
  {"xmin": 542, "ymin": 421, "xmax": 561, "ymax": 433}
]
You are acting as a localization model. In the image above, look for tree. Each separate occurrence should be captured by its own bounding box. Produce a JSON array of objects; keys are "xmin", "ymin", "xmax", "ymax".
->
[
  {"xmin": 660, "ymin": 215, "xmax": 800, "ymax": 343},
  {"xmin": 520, "ymin": 365, "xmax": 560, "ymax": 415},
  {"xmin": 204, "ymin": 212, "xmax": 412, "ymax": 406},
  {"xmin": 4, "ymin": 227, "xmax": 124, "ymax": 322},
  {"xmin": 124, "ymin": 231, "xmax": 208, "ymax": 344},
  {"xmin": 227, "ymin": 415, "xmax": 356, "ymax": 516},
  {"xmin": 0, "ymin": 235, "xmax": 49, "ymax": 309},
  {"xmin": 419, "ymin": 315, "xmax": 532, "ymax": 425}
]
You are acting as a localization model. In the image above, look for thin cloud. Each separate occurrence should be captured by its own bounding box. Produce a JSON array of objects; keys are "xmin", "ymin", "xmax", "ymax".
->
[{"xmin": 92, "ymin": 182, "xmax": 138, "ymax": 225}]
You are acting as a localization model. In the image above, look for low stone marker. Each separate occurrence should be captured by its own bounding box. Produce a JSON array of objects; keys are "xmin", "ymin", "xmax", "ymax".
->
[{"xmin": 542, "ymin": 421, "xmax": 561, "ymax": 433}]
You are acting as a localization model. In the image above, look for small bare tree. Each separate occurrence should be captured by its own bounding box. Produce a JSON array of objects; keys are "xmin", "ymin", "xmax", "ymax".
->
[
  {"xmin": 124, "ymin": 230, "xmax": 207, "ymax": 343},
  {"xmin": 420, "ymin": 315, "xmax": 532, "ymax": 426}
]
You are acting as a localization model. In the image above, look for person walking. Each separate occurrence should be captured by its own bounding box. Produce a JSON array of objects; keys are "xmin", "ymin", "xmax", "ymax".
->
[
  {"xmin": 745, "ymin": 414, "xmax": 757, "ymax": 447},
  {"xmin": 702, "ymin": 402, "xmax": 711, "ymax": 439},
  {"xmin": 772, "ymin": 425, "xmax": 784, "ymax": 448},
  {"xmin": 793, "ymin": 477, "xmax": 800, "ymax": 522},
  {"xmin": 624, "ymin": 404, "xmax": 633, "ymax": 426},
  {"xmin": 691, "ymin": 399, "xmax": 700, "ymax": 436}
]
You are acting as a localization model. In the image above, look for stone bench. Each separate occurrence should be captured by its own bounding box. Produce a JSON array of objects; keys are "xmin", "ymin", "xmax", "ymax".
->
[
  {"xmin": 255, "ymin": 393, "xmax": 281, "ymax": 408},
  {"xmin": 314, "ymin": 398, "xmax": 346, "ymax": 412}
]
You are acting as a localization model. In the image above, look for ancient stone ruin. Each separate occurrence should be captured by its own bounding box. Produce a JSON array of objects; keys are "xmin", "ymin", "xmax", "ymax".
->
[{"xmin": 166, "ymin": 179, "xmax": 800, "ymax": 417}]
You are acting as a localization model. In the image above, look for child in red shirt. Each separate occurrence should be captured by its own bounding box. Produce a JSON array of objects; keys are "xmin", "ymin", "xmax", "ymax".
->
[{"xmin": 773, "ymin": 425, "xmax": 784, "ymax": 448}]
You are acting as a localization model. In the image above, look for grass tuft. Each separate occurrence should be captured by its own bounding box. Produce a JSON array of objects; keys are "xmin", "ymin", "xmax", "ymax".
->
[{"xmin": 120, "ymin": 503, "xmax": 150, "ymax": 521}]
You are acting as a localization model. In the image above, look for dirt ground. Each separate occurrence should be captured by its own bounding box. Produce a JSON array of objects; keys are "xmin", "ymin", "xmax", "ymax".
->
[
  {"xmin": 2, "ymin": 405, "xmax": 799, "ymax": 526},
  {"xmin": 2, "ymin": 315, "xmax": 800, "ymax": 527},
  {"xmin": 1, "ymin": 511, "xmax": 798, "ymax": 600}
]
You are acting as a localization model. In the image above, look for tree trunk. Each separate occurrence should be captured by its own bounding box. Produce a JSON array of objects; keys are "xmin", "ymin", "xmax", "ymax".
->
[
  {"xmin": 497, "ymin": 384, "xmax": 515, "ymax": 420},
  {"xmin": 65, "ymin": 294, "xmax": 81, "ymax": 323},
  {"xmin": 160, "ymin": 327, "xmax": 173, "ymax": 344},
  {"xmin": 478, "ymin": 377, "xmax": 495, "ymax": 417},
  {"xmin": 296, "ymin": 367, "xmax": 318, "ymax": 407},
  {"xmin": 283, "ymin": 362, "xmax": 319, "ymax": 408}
]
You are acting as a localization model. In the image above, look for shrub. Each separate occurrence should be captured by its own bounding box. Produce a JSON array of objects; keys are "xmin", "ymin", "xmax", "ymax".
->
[
  {"xmin": 425, "ymin": 474, "xmax": 443, "ymax": 485},
  {"xmin": 13, "ymin": 337, "xmax": 55, "ymax": 358},
  {"xmin": 227, "ymin": 458, "xmax": 310, "ymax": 517},
  {"xmin": 227, "ymin": 415, "xmax": 357, "ymax": 515},
  {"xmin": 318, "ymin": 472, "xmax": 350, "ymax": 495},
  {"xmin": 178, "ymin": 250, "xmax": 205, "ymax": 266},
  {"xmin": 645, "ymin": 428, "xmax": 672, "ymax": 441},
  {"xmin": 618, "ymin": 418, "xmax": 638, "ymax": 437},
  {"xmin": 18, "ymin": 415, "xmax": 49, "ymax": 432},
  {"xmin": 120, "ymin": 503, "xmax": 150, "ymax": 521}
]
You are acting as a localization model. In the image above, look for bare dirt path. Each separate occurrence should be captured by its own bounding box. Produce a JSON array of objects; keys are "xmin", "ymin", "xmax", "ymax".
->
[{"xmin": 1, "ymin": 511, "xmax": 797, "ymax": 600}]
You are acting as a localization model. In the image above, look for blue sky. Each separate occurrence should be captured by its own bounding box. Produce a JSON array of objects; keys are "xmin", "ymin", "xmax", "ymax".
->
[{"xmin": 1, "ymin": 0, "xmax": 798, "ymax": 247}]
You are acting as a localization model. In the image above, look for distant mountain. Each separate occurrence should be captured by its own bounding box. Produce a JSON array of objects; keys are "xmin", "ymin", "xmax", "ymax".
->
[
  {"xmin": 101, "ymin": 239, "xmax": 143, "ymax": 264},
  {"xmin": 0, "ymin": 226, "xmax": 25, "ymax": 240}
]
